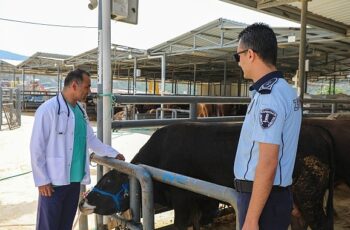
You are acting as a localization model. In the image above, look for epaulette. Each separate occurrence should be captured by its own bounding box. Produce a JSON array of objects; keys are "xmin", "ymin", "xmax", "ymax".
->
[{"xmin": 258, "ymin": 78, "xmax": 279, "ymax": 94}]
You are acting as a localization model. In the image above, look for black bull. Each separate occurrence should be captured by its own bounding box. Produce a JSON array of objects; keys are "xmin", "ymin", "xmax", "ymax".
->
[{"xmin": 81, "ymin": 119, "xmax": 350, "ymax": 230}]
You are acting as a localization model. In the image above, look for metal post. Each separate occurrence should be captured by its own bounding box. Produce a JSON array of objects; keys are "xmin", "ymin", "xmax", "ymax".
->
[
  {"xmin": 223, "ymin": 61, "xmax": 227, "ymax": 96},
  {"xmin": 298, "ymin": 0, "xmax": 308, "ymax": 107},
  {"xmin": 153, "ymin": 77, "xmax": 156, "ymax": 95},
  {"xmin": 133, "ymin": 57, "xmax": 137, "ymax": 95},
  {"xmin": 102, "ymin": 0, "xmax": 112, "ymax": 147},
  {"xmin": 190, "ymin": 102, "xmax": 197, "ymax": 121},
  {"xmin": 13, "ymin": 69, "xmax": 16, "ymax": 87},
  {"xmin": 22, "ymin": 69, "xmax": 25, "ymax": 110},
  {"xmin": 102, "ymin": 0, "xmax": 112, "ymax": 227},
  {"xmin": 145, "ymin": 77, "xmax": 148, "ymax": 94},
  {"xmin": 333, "ymin": 75, "xmax": 336, "ymax": 95},
  {"xmin": 130, "ymin": 177, "xmax": 141, "ymax": 223},
  {"xmin": 95, "ymin": 0, "xmax": 104, "ymax": 228},
  {"xmin": 9, "ymin": 89, "xmax": 13, "ymax": 121},
  {"xmin": 57, "ymin": 66, "xmax": 60, "ymax": 94},
  {"xmin": 79, "ymin": 185, "xmax": 88, "ymax": 230},
  {"xmin": 16, "ymin": 88, "xmax": 21, "ymax": 126},
  {"xmin": 238, "ymin": 71, "xmax": 242, "ymax": 96},
  {"xmin": 128, "ymin": 68, "xmax": 131, "ymax": 94},
  {"xmin": 193, "ymin": 64, "xmax": 196, "ymax": 95},
  {"xmin": 160, "ymin": 54, "xmax": 166, "ymax": 119},
  {"xmin": 331, "ymin": 103, "xmax": 338, "ymax": 114}
]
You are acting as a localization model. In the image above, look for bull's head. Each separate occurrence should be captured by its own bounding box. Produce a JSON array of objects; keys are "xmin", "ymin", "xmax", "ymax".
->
[{"xmin": 79, "ymin": 170, "xmax": 130, "ymax": 215}]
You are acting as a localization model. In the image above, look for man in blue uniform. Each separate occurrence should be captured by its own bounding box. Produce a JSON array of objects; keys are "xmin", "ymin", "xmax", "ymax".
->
[{"xmin": 233, "ymin": 23, "xmax": 302, "ymax": 230}]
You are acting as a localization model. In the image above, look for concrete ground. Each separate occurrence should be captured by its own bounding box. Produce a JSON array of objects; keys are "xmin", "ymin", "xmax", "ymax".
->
[{"xmin": 0, "ymin": 114, "xmax": 153, "ymax": 230}]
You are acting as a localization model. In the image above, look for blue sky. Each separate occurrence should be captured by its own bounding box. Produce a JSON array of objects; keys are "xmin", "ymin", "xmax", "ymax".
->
[{"xmin": 0, "ymin": 0, "xmax": 299, "ymax": 56}]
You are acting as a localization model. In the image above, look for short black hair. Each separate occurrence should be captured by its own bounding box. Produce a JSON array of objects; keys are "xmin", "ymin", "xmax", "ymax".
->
[
  {"xmin": 238, "ymin": 23, "xmax": 277, "ymax": 66},
  {"xmin": 64, "ymin": 68, "xmax": 91, "ymax": 87}
]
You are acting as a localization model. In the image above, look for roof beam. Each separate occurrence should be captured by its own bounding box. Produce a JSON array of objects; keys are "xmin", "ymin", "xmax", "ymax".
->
[
  {"xmin": 257, "ymin": 0, "xmax": 299, "ymax": 10},
  {"xmin": 220, "ymin": 0, "xmax": 349, "ymax": 35}
]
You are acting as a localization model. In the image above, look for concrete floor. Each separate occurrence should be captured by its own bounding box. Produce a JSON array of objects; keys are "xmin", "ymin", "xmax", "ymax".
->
[
  {"xmin": 0, "ymin": 114, "xmax": 152, "ymax": 230},
  {"xmin": 1, "ymin": 114, "xmax": 350, "ymax": 230}
]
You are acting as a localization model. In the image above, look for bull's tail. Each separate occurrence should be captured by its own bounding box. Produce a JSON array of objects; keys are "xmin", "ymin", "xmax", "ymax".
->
[{"xmin": 320, "ymin": 127, "xmax": 335, "ymax": 230}]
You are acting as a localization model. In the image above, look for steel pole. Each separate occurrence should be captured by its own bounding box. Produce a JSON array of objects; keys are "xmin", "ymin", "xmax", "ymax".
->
[
  {"xmin": 102, "ymin": 0, "xmax": 112, "ymax": 227},
  {"xmin": 298, "ymin": 0, "xmax": 308, "ymax": 108},
  {"xmin": 95, "ymin": 0, "xmax": 104, "ymax": 228}
]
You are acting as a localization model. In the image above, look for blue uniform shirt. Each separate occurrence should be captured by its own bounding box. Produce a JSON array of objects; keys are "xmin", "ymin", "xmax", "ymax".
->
[{"xmin": 234, "ymin": 71, "xmax": 302, "ymax": 187}]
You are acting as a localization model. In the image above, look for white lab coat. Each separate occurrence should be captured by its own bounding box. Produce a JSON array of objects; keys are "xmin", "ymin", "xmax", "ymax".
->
[{"xmin": 30, "ymin": 93, "xmax": 120, "ymax": 187}]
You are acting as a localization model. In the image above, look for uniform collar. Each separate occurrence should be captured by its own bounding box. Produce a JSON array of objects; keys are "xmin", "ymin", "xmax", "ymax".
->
[{"xmin": 249, "ymin": 71, "xmax": 283, "ymax": 94}]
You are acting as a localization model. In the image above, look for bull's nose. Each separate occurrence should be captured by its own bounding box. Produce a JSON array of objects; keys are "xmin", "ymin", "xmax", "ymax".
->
[{"xmin": 79, "ymin": 199, "xmax": 96, "ymax": 215}]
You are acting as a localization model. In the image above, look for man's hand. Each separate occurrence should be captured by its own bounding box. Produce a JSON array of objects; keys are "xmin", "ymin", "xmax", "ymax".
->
[
  {"xmin": 38, "ymin": 184, "xmax": 54, "ymax": 197},
  {"xmin": 116, "ymin": 153, "xmax": 125, "ymax": 161}
]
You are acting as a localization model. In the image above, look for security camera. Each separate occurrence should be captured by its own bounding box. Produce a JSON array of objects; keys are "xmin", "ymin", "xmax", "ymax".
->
[{"xmin": 88, "ymin": 0, "xmax": 98, "ymax": 10}]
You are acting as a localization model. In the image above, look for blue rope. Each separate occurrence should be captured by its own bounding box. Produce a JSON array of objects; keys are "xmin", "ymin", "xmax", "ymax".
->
[{"xmin": 92, "ymin": 183, "xmax": 129, "ymax": 211}]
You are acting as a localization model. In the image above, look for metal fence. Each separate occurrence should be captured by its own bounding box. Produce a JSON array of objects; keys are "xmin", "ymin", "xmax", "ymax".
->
[
  {"xmin": 91, "ymin": 154, "xmax": 239, "ymax": 230},
  {"xmin": 0, "ymin": 87, "xmax": 21, "ymax": 130},
  {"xmin": 111, "ymin": 95, "xmax": 350, "ymax": 129}
]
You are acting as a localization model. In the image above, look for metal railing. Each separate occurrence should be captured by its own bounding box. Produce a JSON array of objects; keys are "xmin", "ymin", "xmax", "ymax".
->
[
  {"xmin": 92, "ymin": 155, "xmax": 154, "ymax": 230},
  {"xmin": 90, "ymin": 155, "xmax": 240, "ymax": 230},
  {"xmin": 112, "ymin": 95, "xmax": 250, "ymax": 129},
  {"xmin": 0, "ymin": 87, "xmax": 21, "ymax": 130},
  {"xmin": 110, "ymin": 95, "xmax": 350, "ymax": 129}
]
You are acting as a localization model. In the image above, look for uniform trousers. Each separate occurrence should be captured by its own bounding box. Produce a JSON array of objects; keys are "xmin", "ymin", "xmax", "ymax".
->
[
  {"xmin": 36, "ymin": 182, "xmax": 81, "ymax": 230},
  {"xmin": 237, "ymin": 187, "xmax": 293, "ymax": 230}
]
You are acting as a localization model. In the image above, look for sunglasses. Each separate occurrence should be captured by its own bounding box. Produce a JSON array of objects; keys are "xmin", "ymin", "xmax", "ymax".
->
[{"xmin": 233, "ymin": 49, "xmax": 249, "ymax": 62}]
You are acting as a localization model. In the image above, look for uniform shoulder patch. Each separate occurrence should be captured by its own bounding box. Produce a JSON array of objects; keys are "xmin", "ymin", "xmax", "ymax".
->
[
  {"xmin": 258, "ymin": 78, "xmax": 279, "ymax": 94},
  {"xmin": 259, "ymin": 108, "xmax": 277, "ymax": 128}
]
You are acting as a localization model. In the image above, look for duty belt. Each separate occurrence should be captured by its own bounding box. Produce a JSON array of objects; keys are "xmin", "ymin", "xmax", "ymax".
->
[{"xmin": 233, "ymin": 179, "xmax": 290, "ymax": 193}]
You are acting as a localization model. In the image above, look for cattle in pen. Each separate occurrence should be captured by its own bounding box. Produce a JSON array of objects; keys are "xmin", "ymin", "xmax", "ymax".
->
[{"xmin": 80, "ymin": 121, "xmax": 342, "ymax": 230}]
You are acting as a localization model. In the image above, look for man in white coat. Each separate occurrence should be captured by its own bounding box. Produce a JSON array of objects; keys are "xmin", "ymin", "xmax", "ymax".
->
[{"xmin": 30, "ymin": 68, "xmax": 125, "ymax": 230}]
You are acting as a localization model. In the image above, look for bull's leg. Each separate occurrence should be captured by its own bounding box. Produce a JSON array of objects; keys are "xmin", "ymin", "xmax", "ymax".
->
[
  {"xmin": 290, "ymin": 204, "xmax": 308, "ymax": 230},
  {"xmin": 171, "ymin": 189, "xmax": 195, "ymax": 230},
  {"xmin": 293, "ymin": 156, "xmax": 330, "ymax": 230}
]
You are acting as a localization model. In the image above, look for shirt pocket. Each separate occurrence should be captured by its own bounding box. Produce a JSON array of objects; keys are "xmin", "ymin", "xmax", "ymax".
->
[
  {"xmin": 55, "ymin": 112, "xmax": 69, "ymax": 135},
  {"xmin": 46, "ymin": 157, "xmax": 67, "ymax": 180}
]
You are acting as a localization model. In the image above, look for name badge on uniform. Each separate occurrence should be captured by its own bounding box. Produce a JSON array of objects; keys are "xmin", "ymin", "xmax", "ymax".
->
[{"xmin": 259, "ymin": 108, "xmax": 277, "ymax": 128}]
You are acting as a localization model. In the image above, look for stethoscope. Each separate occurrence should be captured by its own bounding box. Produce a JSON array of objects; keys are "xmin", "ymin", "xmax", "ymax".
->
[{"xmin": 56, "ymin": 93, "xmax": 85, "ymax": 118}]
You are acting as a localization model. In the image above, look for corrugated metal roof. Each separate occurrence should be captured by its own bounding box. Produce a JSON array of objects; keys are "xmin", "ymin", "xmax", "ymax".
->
[
  {"xmin": 17, "ymin": 52, "xmax": 73, "ymax": 74},
  {"xmin": 290, "ymin": 0, "xmax": 350, "ymax": 26},
  {"xmin": 220, "ymin": 0, "xmax": 350, "ymax": 35},
  {"xmin": 64, "ymin": 18, "xmax": 349, "ymax": 80}
]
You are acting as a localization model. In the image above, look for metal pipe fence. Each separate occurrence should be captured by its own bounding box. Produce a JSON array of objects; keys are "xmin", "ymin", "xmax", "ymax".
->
[
  {"xmin": 111, "ymin": 95, "xmax": 350, "ymax": 129},
  {"xmin": 140, "ymin": 164, "xmax": 240, "ymax": 230},
  {"xmin": 90, "ymin": 155, "xmax": 240, "ymax": 230},
  {"xmin": 0, "ymin": 87, "xmax": 21, "ymax": 130}
]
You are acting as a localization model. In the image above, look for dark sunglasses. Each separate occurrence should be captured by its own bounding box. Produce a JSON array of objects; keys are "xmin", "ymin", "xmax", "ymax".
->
[{"xmin": 233, "ymin": 49, "xmax": 249, "ymax": 62}]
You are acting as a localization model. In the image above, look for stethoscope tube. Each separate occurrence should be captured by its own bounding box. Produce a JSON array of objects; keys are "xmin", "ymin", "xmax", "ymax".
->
[{"xmin": 57, "ymin": 93, "xmax": 84, "ymax": 117}]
